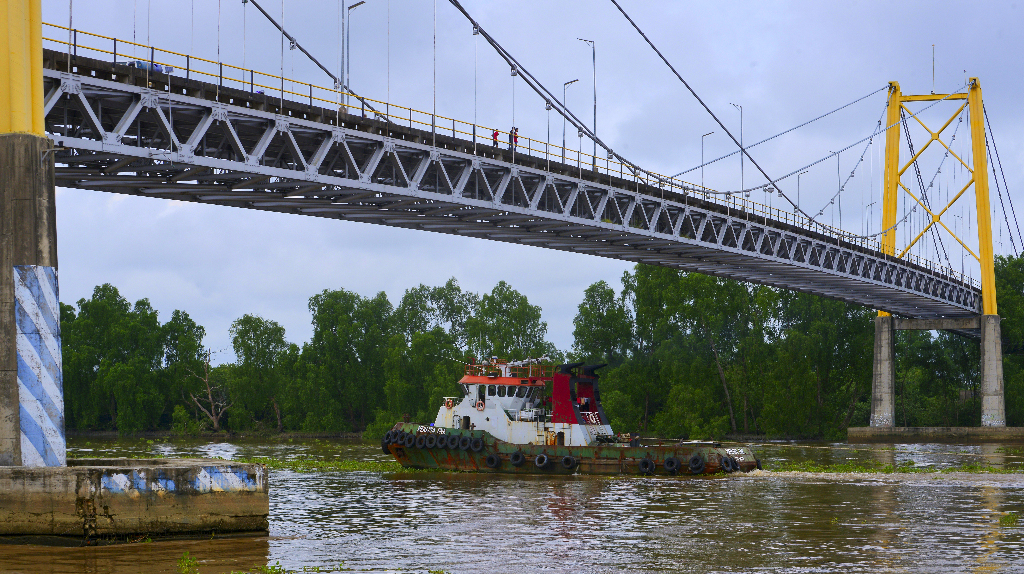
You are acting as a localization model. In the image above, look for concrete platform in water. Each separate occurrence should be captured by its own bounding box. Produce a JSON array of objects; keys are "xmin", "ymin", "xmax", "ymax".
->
[
  {"xmin": 0, "ymin": 458, "xmax": 268, "ymax": 542},
  {"xmin": 848, "ymin": 426, "xmax": 1024, "ymax": 443}
]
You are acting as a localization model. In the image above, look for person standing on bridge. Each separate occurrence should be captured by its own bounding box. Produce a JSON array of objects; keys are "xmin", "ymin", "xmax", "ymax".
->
[
  {"xmin": 509, "ymin": 127, "xmax": 518, "ymax": 151},
  {"xmin": 492, "ymin": 129, "xmax": 499, "ymax": 147}
]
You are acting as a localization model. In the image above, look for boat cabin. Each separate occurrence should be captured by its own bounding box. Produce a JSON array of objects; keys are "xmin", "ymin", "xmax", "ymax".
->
[{"xmin": 434, "ymin": 359, "xmax": 614, "ymax": 447}]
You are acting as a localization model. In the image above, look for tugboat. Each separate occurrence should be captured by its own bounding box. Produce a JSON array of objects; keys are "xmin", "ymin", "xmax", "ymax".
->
[{"xmin": 382, "ymin": 358, "xmax": 761, "ymax": 475}]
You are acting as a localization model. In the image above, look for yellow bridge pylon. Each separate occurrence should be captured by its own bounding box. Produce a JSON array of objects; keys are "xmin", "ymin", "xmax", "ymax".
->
[
  {"xmin": 879, "ymin": 79, "xmax": 996, "ymax": 316},
  {"xmin": 871, "ymin": 78, "xmax": 1005, "ymax": 429}
]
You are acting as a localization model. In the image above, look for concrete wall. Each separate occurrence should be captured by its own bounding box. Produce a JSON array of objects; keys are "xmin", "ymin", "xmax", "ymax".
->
[
  {"xmin": 849, "ymin": 426, "xmax": 1024, "ymax": 443},
  {"xmin": 0, "ymin": 459, "xmax": 268, "ymax": 537}
]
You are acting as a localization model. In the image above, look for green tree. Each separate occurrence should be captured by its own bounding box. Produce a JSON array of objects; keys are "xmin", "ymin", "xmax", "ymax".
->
[
  {"xmin": 229, "ymin": 314, "xmax": 288, "ymax": 432},
  {"xmin": 466, "ymin": 280, "xmax": 555, "ymax": 359},
  {"xmin": 572, "ymin": 280, "xmax": 632, "ymax": 366},
  {"xmin": 60, "ymin": 284, "xmax": 167, "ymax": 434}
]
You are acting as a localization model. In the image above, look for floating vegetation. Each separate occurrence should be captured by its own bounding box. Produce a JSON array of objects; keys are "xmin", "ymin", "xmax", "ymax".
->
[
  {"xmin": 766, "ymin": 460, "xmax": 1024, "ymax": 474},
  {"xmin": 234, "ymin": 457, "xmax": 422, "ymax": 473},
  {"xmin": 1000, "ymin": 512, "xmax": 1019, "ymax": 527}
]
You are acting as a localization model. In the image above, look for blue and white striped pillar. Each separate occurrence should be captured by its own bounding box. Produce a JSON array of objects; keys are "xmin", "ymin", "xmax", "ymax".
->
[{"xmin": 14, "ymin": 265, "xmax": 64, "ymax": 466}]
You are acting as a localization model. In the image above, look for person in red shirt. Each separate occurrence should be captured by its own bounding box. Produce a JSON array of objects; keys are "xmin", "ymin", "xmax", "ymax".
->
[{"xmin": 492, "ymin": 129, "xmax": 499, "ymax": 147}]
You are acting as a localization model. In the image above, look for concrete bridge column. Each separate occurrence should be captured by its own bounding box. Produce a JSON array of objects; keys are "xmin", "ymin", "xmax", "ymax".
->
[
  {"xmin": 980, "ymin": 315, "xmax": 1005, "ymax": 426},
  {"xmin": 0, "ymin": 134, "xmax": 62, "ymax": 466},
  {"xmin": 870, "ymin": 315, "xmax": 895, "ymax": 427}
]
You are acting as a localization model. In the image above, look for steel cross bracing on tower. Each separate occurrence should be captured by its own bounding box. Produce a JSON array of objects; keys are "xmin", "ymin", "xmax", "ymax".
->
[{"xmin": 42, "ymin": 51, "xmax": 979, "ymax": 319}]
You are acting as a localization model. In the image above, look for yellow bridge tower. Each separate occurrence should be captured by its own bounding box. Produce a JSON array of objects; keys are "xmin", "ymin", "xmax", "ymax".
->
[{"xmin": 871, "ymin": 79, "xmax": 1004, "ymax": 428}]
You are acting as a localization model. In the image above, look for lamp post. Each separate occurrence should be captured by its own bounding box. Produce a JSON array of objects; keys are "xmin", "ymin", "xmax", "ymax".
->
[
  {"xmin": 730, "ymin": 103, "xmax": 743, "ymax": 194},
  {"xmin": 345, "ymin": 1, "xmax": 367, "ymax": 109},
  {"xmin": 578, "ymin": 38, "xmax": 596, "ymax": 169},
  {"xmin": 797, "ymin": 170, "xmax": 808, "ymax": 214},
  {"xmin": 562, "ymin": 78, "xmax": 578, "ymax": 163},
  {"xmin": 701, "ymin": 131, "xmax": 713, "ymax": 190}
]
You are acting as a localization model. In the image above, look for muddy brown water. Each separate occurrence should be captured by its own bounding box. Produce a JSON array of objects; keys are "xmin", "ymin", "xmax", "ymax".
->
[{"xmin": 3, "ymin": 438, "xmax": 1024, "ymax": 573}]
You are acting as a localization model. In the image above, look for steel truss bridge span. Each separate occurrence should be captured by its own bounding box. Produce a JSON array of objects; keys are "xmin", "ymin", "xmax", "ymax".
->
[{"xmin": 43, "ymin": 55, "xmax": 979, "ymax": 319}]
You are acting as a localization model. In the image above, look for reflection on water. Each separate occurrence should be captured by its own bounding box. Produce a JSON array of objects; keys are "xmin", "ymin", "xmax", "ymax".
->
[{"xmin": 2, "ymin": 438, "xmax": 1023, "ymax": 573}]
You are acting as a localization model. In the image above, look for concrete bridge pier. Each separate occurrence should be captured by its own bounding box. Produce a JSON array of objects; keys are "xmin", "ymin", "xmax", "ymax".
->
[
  {"xmin": 869, "ymin": 315, "xmax": 1005, "ymax": 429},
  {"xmin": 0, "ymin": 133, "xmax": 62, "ymax": 467},
  {"xmin": 870, "ymin": 316, "xmax": 895, "ymax": 427},
  {"xmin": 980, "ymin": 315, "xmax": 1005, "ymax": 426}
]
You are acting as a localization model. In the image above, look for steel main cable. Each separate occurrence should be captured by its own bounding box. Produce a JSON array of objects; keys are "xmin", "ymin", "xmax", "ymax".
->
[
  {"xmin": 749, "ymin": 83, "xmax": 970, "ymax": 240},
  {"xmin": 606, "ymin": 0, "xmax": 781, "ymax": 195},
  {"xmin": 446, "ymin": 0, "xmax": 652, "ymax": 184},
  {"xmin": 671, "ymin": 85, "xmax": 889, "ymax": 179},
  {"xmin": 984, "ymin": 105, "xmax": 1022, "ymax": 253},
  {"xmin": 606, "ymin": 0, "xmax": 947, "ymax": 243},
  {"xmin": 245, "ymin": 0, "xmax": 390, "ymax": 124},
  {"xmin": 807, "ymin": 101, "xmax": 887, "ymax": 220}
]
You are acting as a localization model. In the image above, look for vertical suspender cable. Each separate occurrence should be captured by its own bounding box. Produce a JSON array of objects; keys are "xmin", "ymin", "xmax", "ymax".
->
[
  {"xmin": 387, "ymin": 0, "xmax": 391, "ymax": 123},
  {"xmin": 67, "ymin": 0, "xmax": 72, "ymax": 72},
  {"xmin": 474, "ymin": 26, "xmax": 477, "ymax": 154},
  {"xmin": 280, "ymin": 0, "xmax": 285, "ymax": 110},
  {"xmin": 432, "ymin": 0, "xmax": 436, "ymax": 147}
]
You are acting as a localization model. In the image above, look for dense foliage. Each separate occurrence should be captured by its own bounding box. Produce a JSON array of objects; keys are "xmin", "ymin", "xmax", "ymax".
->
[{"xmin": 60, "ymin": 255, "xmax": 1024, "ymax": 438}]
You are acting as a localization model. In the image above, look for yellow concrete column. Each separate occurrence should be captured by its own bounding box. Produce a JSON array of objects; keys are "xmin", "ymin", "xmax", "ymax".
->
[
  {"xmin": 968, "ymin": 78, "xmax": 997, "ymax": 315},
  {"xmin": 1, "ymin": 0, "xmax": 45, "ymax": 136},
  {"xmin": 878, "ymin": 81, "xmax": 902, "ymax": 317}
]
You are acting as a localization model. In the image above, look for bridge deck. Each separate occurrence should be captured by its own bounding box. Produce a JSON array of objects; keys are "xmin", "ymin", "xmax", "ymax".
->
[{"xmin": 42, "ymin": 49, "xmax": 980, "ymax": 319}]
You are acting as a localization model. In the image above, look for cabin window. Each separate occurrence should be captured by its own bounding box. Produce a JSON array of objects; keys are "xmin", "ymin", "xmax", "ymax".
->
[
  {"xmin": 497, "ymin": 386, "xmax": 506, "ymax": 397},
  {"xmin": 516, "ymin": 386, "xmax": 528, "ymax": 398},
  {"xmin": 478, "ymin": 385, "xmax": 486, "ymax": 402},
  {"xmin": 556, "ymin": 431, "xmax": 565, "ymax": 446},
  {"xmin": 463, "ymin": 384, "xmax": 471, "ymax": 396},
  {"xmin": 488, "ymin": 385, "xmax": 496, "ymax": 396}
]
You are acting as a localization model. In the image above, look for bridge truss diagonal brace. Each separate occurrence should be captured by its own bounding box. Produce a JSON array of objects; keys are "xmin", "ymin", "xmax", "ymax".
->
[{"xmin": 44, "ymin": 68, "xmax": 980, "ymax": 320}]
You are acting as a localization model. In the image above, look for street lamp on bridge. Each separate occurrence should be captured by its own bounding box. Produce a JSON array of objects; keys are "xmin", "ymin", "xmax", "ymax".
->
[
  {"xmin": 562, "ymin": 79, "xmax": 578, "ymax": 163},
  {"xmin": 730, "ymin": 103, "xmax": 743, "ymax": 195},
  {"xmin": 578, "ymin": 38, "xmax": 596, "ymax": 169},
  {"xmin": 344, "ymin": 1, "xmax": 367, "ymax": 109},
  {"xmin": 701, "ymin": 131, "xmax": 713, "ymax": 191}
]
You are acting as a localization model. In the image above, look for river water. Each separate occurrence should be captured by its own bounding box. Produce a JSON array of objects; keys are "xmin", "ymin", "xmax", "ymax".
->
[{"xmin": 3, "ymin": 438, "xmax": 1024, "ymax": 573}]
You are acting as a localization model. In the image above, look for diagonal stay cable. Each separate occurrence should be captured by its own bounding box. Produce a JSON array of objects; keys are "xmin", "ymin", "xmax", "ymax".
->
[
  {"xmin": 246, "ymin": 0, "xmax": 390, "ymax": 123},
  {"xmin": 984, "ymin": 105, "xmax": 1022, "ymax": 252},
  {"xmin": 902, "ymin": 107, "xmax": 951, "ymax": 266},
  {"xmin": 671, "ymin": 85, "xmax": 889, "ymax": 178},
  {"xmin": 607, "ymin": 0, "xmax": 781, "ymax": 194}
]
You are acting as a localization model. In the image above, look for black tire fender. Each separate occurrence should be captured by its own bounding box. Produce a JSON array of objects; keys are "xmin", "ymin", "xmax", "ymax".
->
[
  {"xmin": 446, "ymin": 434, "xmax": 459, "ymax": 449},
  {"xmin": 510, "ymin": 452, "xmax": 525, "ymax": 467},
  {"xmin": 638, "ymin": 458, "xmax": 655, "ymax": 474},
  {"xmin": 485, "ymin": 453, "xmax": 500, "ymax": 468},
  {"xmin": 664, "ymin": 456, "xmax": 681, "ymax": 473},
  {"xmin": 403, "ymin": 433, "xmax": 416, "ymax": 448},
  {"xmin": 688, "ymin": 454, "xmax": 705, "ymax": 474},
  {"xmin": 561, "ymin": 455, "xmax": 577, "ymax": 470},
  {"xmin": 535, "ymin": 453, "xmax": 550, "ymax": 468},
  {"xmin": 424, "ymin": 434, "xmax": 437, "ymax": 449},
  {"xmin": 470, "ymin": 438, "xmax": 484, "ymax": 452},
  {"xmin": 458, "ymin": 436, "xmax": 471, "ymax": 451}
]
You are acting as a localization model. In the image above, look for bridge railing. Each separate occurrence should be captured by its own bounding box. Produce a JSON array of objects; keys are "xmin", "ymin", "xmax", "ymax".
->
[{"xmin": 41, "ymin": 24, "xmax": 979, "ymax": 291}]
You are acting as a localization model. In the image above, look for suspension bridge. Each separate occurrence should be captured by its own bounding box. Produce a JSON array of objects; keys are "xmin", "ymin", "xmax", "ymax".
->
[{"xmin": 0, "ymin": 0, "xmax": 1016, "ymax": 475}]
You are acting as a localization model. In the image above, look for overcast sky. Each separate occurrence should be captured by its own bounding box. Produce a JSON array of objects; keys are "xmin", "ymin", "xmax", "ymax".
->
[{"xmin": 42, "ymin": 0, "xmax": 1024, "ymax": 360}]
